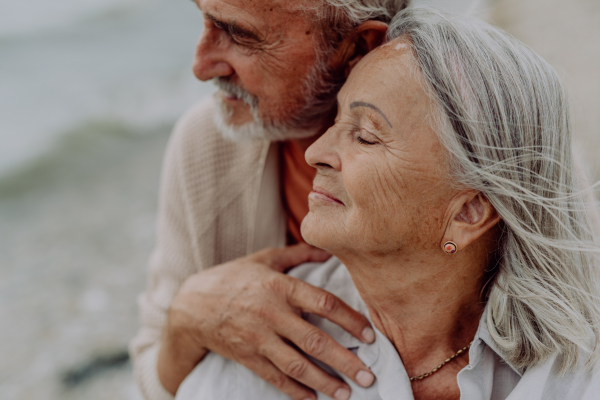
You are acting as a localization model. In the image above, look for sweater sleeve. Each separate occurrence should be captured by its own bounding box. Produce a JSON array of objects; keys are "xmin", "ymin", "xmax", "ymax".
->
[
  {"xmin": 129, "ymin": 101, "xmax": 214, "ymax": 400},
  {"xmin": 129, "ymin": 94, "xmax": 275, "ymax": 400}
]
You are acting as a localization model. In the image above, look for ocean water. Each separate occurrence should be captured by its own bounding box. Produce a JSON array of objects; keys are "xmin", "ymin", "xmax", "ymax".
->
[
  {"xmin": 0, "ymin": 0, "xmax": 214, "ymax": 177},
  {"xmin": 0, "ymin": 1, "xmax": 213, "ymax": 399}
]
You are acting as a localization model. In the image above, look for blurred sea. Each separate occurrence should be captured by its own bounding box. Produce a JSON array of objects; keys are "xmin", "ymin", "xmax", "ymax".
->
[
  {"xmin": 0, "ymin": 0, "xmax": 212, "ymax": 399},
  {"xmin": 0, "ymin": 0, "xmax": 597, "ymax": 399},
  {"xmin": 0, "ymin": 0, "xmax": 214, "ymax": 177}
]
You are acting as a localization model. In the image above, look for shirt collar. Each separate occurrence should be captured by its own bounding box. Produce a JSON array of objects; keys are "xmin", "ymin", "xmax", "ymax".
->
[{"xmin": 467, "ymin": 306, "xmax": 524, "ymax": 377}]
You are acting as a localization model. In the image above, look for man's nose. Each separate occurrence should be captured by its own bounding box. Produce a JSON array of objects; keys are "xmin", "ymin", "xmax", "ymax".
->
[{"xmin": 192, "ymin": 28, "xmax": 234, "ymax": 81}]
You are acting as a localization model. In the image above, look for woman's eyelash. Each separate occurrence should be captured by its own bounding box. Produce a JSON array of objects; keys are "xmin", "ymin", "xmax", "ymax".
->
[
  {"xmin": 357, "ymin": 136, "xmax": 376, "ymax": 145},
  {"xmin": 349, "ymin": 125, "xmax": 377, "ymax": 145},
  {"xmin": 351, "ymin": 127, "xmax": 376, "ymax": 145}
]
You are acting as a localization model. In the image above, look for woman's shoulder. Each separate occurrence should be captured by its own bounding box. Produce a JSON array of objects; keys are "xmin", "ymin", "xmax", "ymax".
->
[
  {"xmin": 176, "ymin": 351, "xmax": 291, "ymax": 400},
  {"xmin": 537, "ymin": 354, "xmax": 600, "ymax": 400}
]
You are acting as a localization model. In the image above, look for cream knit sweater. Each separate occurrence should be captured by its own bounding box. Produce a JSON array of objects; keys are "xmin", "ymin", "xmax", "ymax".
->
[{"xmin": 129, "ymin": 97, "xmax": 286, "ymax": 400}]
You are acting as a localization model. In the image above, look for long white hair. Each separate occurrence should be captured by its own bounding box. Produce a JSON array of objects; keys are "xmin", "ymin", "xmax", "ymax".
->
[{"xmin": 387, "ymin": 7, "xmax": 600, "ymax": 372}]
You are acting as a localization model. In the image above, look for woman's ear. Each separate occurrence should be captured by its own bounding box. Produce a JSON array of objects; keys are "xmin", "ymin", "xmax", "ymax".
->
[
  {"xmin": 328, "ymin": 21, "xmax": 388, "ymax": 78},
  {"xmin": 443, "ymin": 192, "xmax": 501, "ymax": 252}
]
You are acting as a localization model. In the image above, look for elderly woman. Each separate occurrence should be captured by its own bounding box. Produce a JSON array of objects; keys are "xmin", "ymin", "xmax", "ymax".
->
[{"xmin": 175, "ymin": 7, "xmax": 600, "ymax": 400}]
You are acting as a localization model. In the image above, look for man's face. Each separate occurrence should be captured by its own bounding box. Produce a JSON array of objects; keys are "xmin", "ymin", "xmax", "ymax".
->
[{"xmin": 193, "ymin": 0, "xmax": 340, "ymax": 140}]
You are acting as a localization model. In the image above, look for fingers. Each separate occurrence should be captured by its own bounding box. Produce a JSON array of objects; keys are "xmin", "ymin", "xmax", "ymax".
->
[
  {"xmin": 262, "ymin": 244, "xmax": 331, "ymax": 273},
  {"xmin": 275, "ymin": 316, "xmax": 375, "ymax": 391},
  {"xmin": 241, "ymin": 355, "xmax": 317, "ymax": 400},
  {"xmin": 260, "ymin": 338, "xmax": 355, "ymax": 400},
  {"xmin": 286, "ymin": 279, "xmax": 375, "ymax": 344}
]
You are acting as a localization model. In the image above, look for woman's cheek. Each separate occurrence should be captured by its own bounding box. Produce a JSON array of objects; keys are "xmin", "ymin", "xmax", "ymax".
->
[
  {"xmin": 348, "ymin": 163, "xmax": 399, "ymax": 213},
  {"xmin": 344, "ymin": 174, "xmax": 389, "ymax": 236}
]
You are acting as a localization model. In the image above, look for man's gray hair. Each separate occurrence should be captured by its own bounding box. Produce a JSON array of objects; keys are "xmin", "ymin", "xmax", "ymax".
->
[
  {"xmin": 321, "ymin": 0, "xmax": 411, "ymax": 25},
  {"xmin": 302, "ymin": 0, "xmax": 411, "ymax": 47},
  {"xmin": 387, "ymin": 7, "xmax": 600, "ymax": 372}
]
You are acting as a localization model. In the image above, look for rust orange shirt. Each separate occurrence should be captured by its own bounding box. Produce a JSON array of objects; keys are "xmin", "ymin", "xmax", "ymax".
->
[{"xmin": 281, "ymin": 140, "xmax": 317, "ymax": 244}]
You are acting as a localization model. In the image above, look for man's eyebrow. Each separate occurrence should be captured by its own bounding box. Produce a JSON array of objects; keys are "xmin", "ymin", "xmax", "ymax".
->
[
  {"xmin": 350, "ymin": 101, "xmax": 393, "ymax": 128},
  {"xmin": 204, "ymin": 12, "xmax": 262, "ymax": 42}
]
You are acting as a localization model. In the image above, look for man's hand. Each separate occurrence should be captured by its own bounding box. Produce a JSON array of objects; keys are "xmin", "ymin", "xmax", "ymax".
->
[{"xmin": 157, "ymin": 243, "xmax": 376, "ymax": 400}]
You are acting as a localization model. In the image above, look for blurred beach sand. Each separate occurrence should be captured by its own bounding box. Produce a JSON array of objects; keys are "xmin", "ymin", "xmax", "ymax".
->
[
  {"xmin": 0, "ymin": 123, "xmax": 169, "ymax": 400},
  {"xmin": 0, "ymin": 0, "xmax": 598, "ymax": 399}
]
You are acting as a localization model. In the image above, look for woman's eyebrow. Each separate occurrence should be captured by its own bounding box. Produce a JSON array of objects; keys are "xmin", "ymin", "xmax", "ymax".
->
[{"xmin": 350, "ymin": 101, "xmax": 393, "ymax": 128}]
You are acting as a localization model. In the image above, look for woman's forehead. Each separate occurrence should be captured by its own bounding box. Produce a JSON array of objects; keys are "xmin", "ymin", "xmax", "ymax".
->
[{"xmin": 340, "ymin": 42, "xmax": 429, "ymax": 129}]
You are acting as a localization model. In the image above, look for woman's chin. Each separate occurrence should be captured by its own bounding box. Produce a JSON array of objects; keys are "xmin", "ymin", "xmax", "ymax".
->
[{"xmin": 300, "ymin": 212, "xmax": 337, "ymax": 251}]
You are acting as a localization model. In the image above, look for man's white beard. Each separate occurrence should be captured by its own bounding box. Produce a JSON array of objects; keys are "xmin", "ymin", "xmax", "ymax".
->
[
  {"xmin": 211, "ymin": 56, "xmax": 340, "ymax": 142},
  {"xmin": 213, "ymin": 95, "xmax": 318, "ymax": 142}
]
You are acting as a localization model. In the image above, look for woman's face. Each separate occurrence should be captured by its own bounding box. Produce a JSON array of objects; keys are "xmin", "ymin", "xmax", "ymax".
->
[{"xmin": 301, "ymin": 40, "xmax": 457, "ymax": 259}]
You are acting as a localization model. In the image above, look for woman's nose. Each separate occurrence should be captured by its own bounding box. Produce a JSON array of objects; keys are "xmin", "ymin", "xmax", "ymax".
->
[
  {"xmin": 305, "ymin": 128, "xmax": 342, "ymax": 171},
  {"xmin": 192, "ymin": 27, "xmax": 234, "ymax": 81}
]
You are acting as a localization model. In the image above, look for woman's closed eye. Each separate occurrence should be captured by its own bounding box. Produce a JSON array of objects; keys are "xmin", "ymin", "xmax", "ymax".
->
[
  {"xmin": 357, "ymin": 136, "xmax": 377, "ymax": 145},
  {"xmin": 352, "ymin": 127, "xmax": 380, "ymax": 146}
]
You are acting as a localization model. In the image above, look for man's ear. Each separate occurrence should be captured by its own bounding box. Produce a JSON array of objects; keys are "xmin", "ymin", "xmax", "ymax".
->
[
  {"xmin": 443, "ymin": 192, "xmax": 502, "ymax": 252},
  {"xmin": 328, "ymin": 21, "xmax": 388, "ymax": 78}
]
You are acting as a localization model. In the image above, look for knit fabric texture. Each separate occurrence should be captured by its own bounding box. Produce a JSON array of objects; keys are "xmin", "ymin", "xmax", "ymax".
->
[{"xmin": 129, "ymin": 97, "xmax": 285, "ymax": 400}]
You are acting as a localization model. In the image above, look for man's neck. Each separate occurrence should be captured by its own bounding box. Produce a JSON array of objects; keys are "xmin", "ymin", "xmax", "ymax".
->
[{"xmin": 336, "ymin": 245, "xmax": 487, "ymax": 376}]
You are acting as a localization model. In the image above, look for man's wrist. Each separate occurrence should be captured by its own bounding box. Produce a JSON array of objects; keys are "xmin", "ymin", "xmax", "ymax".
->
[{"xmin": 157, "ymin": 329, "xmax": 209, "ymax": 395}]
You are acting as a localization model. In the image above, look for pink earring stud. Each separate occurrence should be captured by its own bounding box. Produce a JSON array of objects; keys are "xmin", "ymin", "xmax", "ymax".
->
[{"xmin": 443, "ymin": 241, "xmax": 457, "ymax": 254}]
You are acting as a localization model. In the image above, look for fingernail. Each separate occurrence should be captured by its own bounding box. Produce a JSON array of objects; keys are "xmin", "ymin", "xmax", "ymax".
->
[
  {"xmin": 362, "ymin": 326, "xmax": 375, "ymax": 343},
  {"xmin": 334, "ymin": 387, "xmax": 351, "ymax": 400},
  {"xmin": 355, "ymin": 370, "xmax": 375, "ymax": 387}
]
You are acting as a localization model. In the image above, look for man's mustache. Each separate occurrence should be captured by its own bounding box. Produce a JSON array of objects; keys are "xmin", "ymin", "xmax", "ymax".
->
[{"xmin": 212, "ymin": 78, "xmax": 258, "ymax": 109}]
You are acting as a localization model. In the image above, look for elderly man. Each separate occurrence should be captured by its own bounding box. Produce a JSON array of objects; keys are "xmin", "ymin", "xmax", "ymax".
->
[{"xmin": 130, "ymin": 1, "xmax": 410, "ymax": 400}]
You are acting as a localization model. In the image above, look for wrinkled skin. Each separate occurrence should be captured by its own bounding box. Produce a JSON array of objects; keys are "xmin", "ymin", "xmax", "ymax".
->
[
  {"xmin": 302, "ymin": 40, "xmax": 453, "ymax": 259},
  {"xmin": 193, "ymin": 0, "xmax": 322, "ymax": 127},
  {"xmin": 302, "ymin": 39, "xmax": 501, "ymax": 400}
]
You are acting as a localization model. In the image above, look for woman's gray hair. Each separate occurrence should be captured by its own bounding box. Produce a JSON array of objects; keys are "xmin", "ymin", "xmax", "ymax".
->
[{"xmin": 387, "ymin": 7, "xmax": 600, "ymax": 372}]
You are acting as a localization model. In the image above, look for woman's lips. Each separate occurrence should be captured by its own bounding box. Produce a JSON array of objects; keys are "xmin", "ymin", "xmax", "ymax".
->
[{"xmin": 310, "ymin": 187, "xmax": 344, "ymax": 205}]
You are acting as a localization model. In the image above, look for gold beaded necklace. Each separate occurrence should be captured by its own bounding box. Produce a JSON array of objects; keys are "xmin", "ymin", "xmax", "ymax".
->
[{"xmin": 409, "ymin": 342, "xmax": 473, "ymax": 381}]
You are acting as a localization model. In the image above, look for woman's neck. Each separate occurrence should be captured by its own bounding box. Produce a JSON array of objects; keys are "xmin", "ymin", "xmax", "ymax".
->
[{"xmin": 336, "ymin": 244, "xmax": 488, "ymax": 377}]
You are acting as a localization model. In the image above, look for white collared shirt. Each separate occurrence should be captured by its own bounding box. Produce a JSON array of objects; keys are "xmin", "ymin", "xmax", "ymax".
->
[{"xmin": 176, "ymin": 257, "xmax": 600, "ymax": 400}]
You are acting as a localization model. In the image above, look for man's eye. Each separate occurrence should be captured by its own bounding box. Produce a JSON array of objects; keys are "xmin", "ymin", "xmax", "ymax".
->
[
  {"xmin": 227, "ymin": 29, "xmax": 255, "ymax": 47},
  {"xmin": 229, "ymin": 35, "xmax": 251, "ymax": 47}
]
